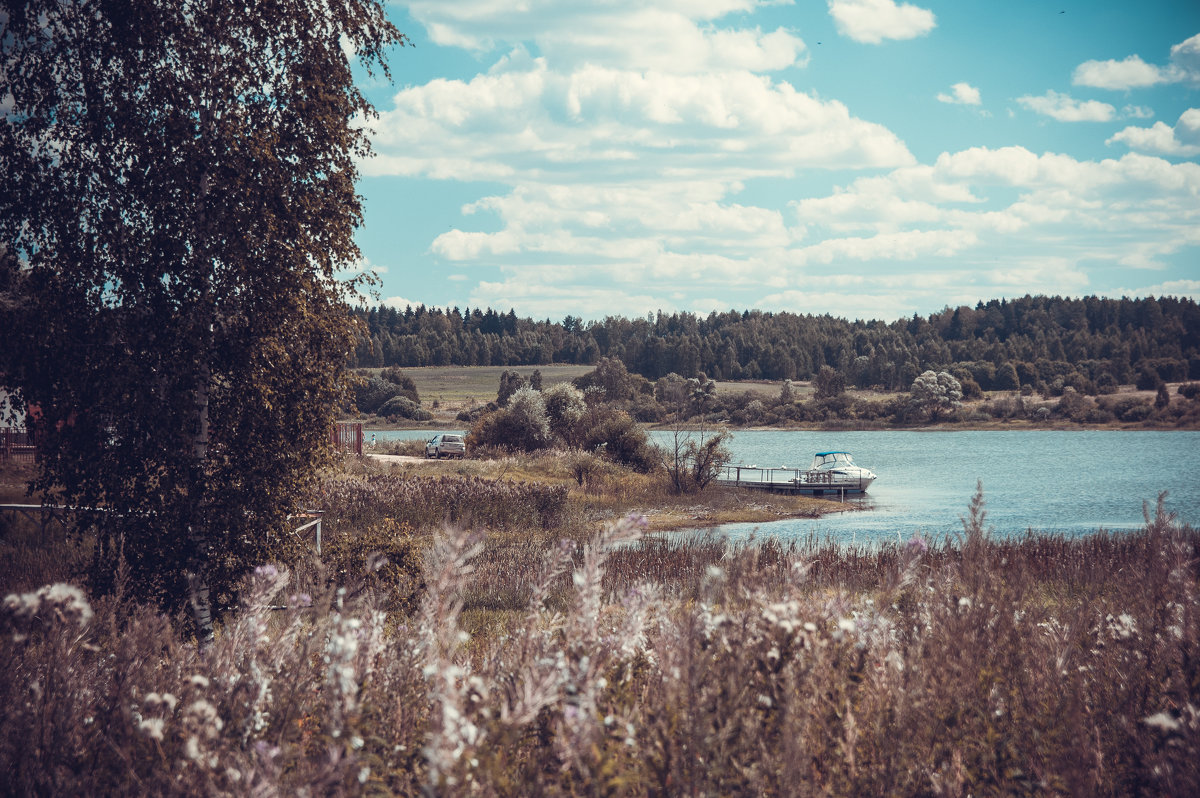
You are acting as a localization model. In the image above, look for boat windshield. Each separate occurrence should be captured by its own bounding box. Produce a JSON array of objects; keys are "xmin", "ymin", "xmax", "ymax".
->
[{"xmin": 811, "ymin": 452, "xmax": 854, "ymax": 469}]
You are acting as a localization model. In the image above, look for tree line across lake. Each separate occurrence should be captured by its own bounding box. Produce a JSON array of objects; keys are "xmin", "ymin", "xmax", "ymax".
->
[{"xmin": 351, "ymin": 294, "xmax": 1199, "ymax": 395}]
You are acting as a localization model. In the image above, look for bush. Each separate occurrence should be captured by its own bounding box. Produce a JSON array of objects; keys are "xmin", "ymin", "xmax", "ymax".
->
[
  {"xmin": 581, "ymin": 409, "xmax": 659, "ymax": 472},
  {"xmin": 542, "ymin": 383, "xmax": 587, "ymax": 445},
  {"xmin": 467, "ymin": 387, "xmax": 552, "ymax": 453},
  {"xmin": 324, "ymin": 517, "xmax": 425, "ymax": 616},
  {"xmin": 353, "ymin": 376, "xmax": 407, "ymax": 415},
  {"xmin": 380, "ymin": 368, "xmax": 420, "ymax": 403},
  {"xmin": 1102, "ymin": 396, "xmax": 1154, "ymax": 423},
  {"xmin": 378, "ymin": 395, "xmax": 431, "ymax": 422}
]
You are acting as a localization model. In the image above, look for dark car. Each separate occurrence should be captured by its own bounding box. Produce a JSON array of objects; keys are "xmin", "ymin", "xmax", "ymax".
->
[{"xmin": 425, "ymin": 433, "xmax": 466, "ymax": 459}]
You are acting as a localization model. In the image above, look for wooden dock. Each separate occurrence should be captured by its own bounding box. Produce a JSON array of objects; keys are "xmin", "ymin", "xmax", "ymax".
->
[{"xmin": 715, "ymin": 465, "xmax": 871, "ymax": 498}]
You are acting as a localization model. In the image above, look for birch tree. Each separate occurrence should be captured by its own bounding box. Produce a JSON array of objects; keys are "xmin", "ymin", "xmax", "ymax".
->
[{"xmin": 0, "ymin": 1, "xmax": 404, "ymax": 638}]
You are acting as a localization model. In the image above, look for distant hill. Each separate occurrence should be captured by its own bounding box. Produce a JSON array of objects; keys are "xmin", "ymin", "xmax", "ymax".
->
[{"xmin": 350, "ymin": 295, "xmax": 1199, "ymax": 393}]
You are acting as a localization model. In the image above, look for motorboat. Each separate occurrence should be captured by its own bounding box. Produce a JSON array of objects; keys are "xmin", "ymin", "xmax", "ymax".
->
[{"xmin": 794, "ymin": 451, "xmax": 876, "ymax": 494}]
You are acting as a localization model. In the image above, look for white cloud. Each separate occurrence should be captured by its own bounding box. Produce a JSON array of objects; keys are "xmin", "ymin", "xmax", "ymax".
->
[
  {"xmin": 383, "ymin": 295, "xmax": 423, "ymax": 310},
  {"xmin": 1073, "ymin": 32, "xmax": 1200, "ymax": 90},
  {"xmin": 404, "ymin": 1, "xmax": 807, "ymax": 73},
  {"xmin": 469, "ymin": 276, "xmax": 667, "ymax": 320},
  {"xmin": 1073, "ymin": 55, "xmax": 1171, "ymax": 90},
  {"xmin": 937, "ymin": 82, "xmax": 981, "ymax": 106},
  {"xmin": 1122, "ymin": 105, "xmax": 1155, "ymax": 119},
  {"xmin": 1172, "ymin": 33, "xmax": 1200, "ymax": 76},
  {"xmin": 827, "ymin": 0, "xmax": 936, "ymax": 45},
  {"xmin": 1016, "ymin": 90, "xmax": 1115, "ymax": 122},
  {"xmin": 1121, "ymin": 279, "xmax": 1200, "ymax": 301},
  {"xmin": 365, "ymin": 60, "xmax": 915, "ymax": 182},
  {"xmin": 1107, "ymin": 109, "xmax": 1200, "ymax": 157}
]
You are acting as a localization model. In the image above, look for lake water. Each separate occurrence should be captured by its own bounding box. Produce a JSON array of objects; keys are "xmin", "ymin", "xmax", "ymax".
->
[
  {"xmin": 650, "ymin": 429, "xmax": 1200, "ymax": 546},
  {"xmin": 377, "ymin": 427, "xmax": 1200, "ymax": 545}
]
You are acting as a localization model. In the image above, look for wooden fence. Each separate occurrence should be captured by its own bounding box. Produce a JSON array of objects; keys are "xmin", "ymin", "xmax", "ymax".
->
[
  {"xmin": 0, "ymin": 428, "xmax": 35, "ymax": 463},
  {"xmin": 331, "ymin": 422, "xmax": 363, "ymax": 457}
]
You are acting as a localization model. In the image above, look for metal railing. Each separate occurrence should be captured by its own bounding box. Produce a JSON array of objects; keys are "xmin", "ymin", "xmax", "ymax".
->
[{"xmin": 717, "ymin": 464, "xmax": 871, "ymax": 492}]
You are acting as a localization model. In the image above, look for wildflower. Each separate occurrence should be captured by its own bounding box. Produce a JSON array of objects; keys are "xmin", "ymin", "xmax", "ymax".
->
[
  {"xmin": 189, "ymin": 674, "xmax": 210, "ymax": 689},
  {"xmin": 138, "ymin": 718, "xmax": 165, "ymax": 741},
  {"xmin": 1144, "ymin": 712, "xmax": 1180, "ymax": 732},
  {"xmin": 905, "ymin": 534, "xmax": 928, "ymax": 555},
  {"xmin": 1106, "ymin": 613, "xmax": 1138, "ymax": 640},
  {"xmin": 144, "ymin": 692, "xmax": 178, "ymax": 712},
  {"xmin": 4, "ymin": 583, "xmax": 93, "ymax": 629}
]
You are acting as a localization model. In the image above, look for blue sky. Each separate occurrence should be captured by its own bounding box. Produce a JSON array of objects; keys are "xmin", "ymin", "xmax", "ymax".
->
[{"xmin": 351, "ymin": 0, "xmax": 1200, "ymax": 322}]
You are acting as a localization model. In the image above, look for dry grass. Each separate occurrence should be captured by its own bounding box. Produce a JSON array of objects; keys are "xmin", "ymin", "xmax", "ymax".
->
[{"xmin": 3, "ymin": 489, "xmax": 1198, "ymax": 795}]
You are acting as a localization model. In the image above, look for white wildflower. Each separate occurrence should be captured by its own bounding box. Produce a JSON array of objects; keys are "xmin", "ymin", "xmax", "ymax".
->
[
  {"xmin": 1106, "ymin": 613, "xmax": 1138, "ymax": 640},
  {"xmin": 188, "ymin": 674, "xmax": 210, "ymax": 689},
  {"xmin": 138, "ymin": 718, "xmax": 165, "ymax": 741},
  {"xmin": 1144, "ymin": 712, "xmax": 1180, "ymax": 732}
]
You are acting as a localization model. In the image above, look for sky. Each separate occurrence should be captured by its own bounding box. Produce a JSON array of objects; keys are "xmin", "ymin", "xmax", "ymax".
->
[{"xmin": 351, "ymin": 0, "xmax": 1200, "ymax": 323}]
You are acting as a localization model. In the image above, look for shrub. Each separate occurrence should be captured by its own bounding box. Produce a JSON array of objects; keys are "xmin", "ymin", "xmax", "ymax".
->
[
  {"xmin": 581, "ymin": 409, "xmax": 659, "ymax": 472},
  {"xmin": 353, "ymin": 377, "xmax": 407, "ymax": 415},
  {"xmin": 324, "ymin": 517, "xmax": 425, "ymax": 616},
  {"xmin": 813, "ymin": 365, "xmax": 845, "ymax": 400},
  {"xmin": 1105, "ymin": 396, "xmax": 1154, "ymax": 423},
  {"xmin": 542, "ymin": 383, "xmax": 586, "ymax": 444},
  {"xmin": 467, "ymin": 387, "xmax": 551, "ymax": 453},
  {"xmin": 378, "ymin": 395, "xmax": 431, "ymax": 422},
  {"xmin": 380, "ymin": 368, "xmax": 420, "ymax": 404}
]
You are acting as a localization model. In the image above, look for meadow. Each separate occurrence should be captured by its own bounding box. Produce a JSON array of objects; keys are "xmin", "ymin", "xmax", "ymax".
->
[{"xmin": 1, "ymin": 452, "xmax": 1198, "ymax": 795}]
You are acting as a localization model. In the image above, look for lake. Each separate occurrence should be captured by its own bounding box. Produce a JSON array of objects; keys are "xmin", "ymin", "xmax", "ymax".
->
[
  {"xmin": 649, "ymin": 429, "xmax": 1200, "ymax": 545},
  {"xmin": 377, "ymin": 427, "xmax": 1200, "ymax": 545}
]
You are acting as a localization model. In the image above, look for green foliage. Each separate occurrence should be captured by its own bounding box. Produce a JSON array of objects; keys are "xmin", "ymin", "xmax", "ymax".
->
[
  {"xmin": 495, "ymin": 370, "xmax": 526, "ymax": 406},
  {"xmin": 354, "ymin": 376, "xmax": 421, "ymax": 415},
  {"xmin": 813, "ymin": 365, "xmax": 846, "ymax": 400},
  {"xmin": 324, "ymin": 517, "xmax": 424, "ymax": 616},
  {"xmin": 909, "ymin": 370, "xmax": 963, "ymax": 421},
  {"xmin": 380, "ymin": 367, "xmax": 420, "ymax": 404},
  {"xmin": 542, "ymin": 382, "xmax": 587, "ymax": 445},
  {"xmin": 0, "ymin": 0, "xmax": 404, "ymax": 619},
  {"xmin": 582, "ymin": 409, "xmax": 659, "ymax": 472},
  {"xmin": 1156, "ymin": 383, "xmax": 1172, "ymax": 410},
  {"xmin": 468, "ymin": 386, "xmax": 551, "ymax": 453},
  {"xmin": 348, "ymin": 297, "xmax": 1200, "ymax": 397},
  {"xmin": 377, "ymin": 395, "xmax": 431, "ymax": 422}
]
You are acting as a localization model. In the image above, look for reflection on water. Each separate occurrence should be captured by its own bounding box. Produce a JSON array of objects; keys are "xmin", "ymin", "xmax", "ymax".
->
[{"xmin": 651, "ymin": 429, "xmax": 1200, "ymax": 545}]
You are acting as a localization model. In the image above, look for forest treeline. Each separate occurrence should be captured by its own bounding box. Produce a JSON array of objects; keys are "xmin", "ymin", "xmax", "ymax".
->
[{"xmin": 351, "ymin": 295, "xmax": 1199, "ymax": 393}]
